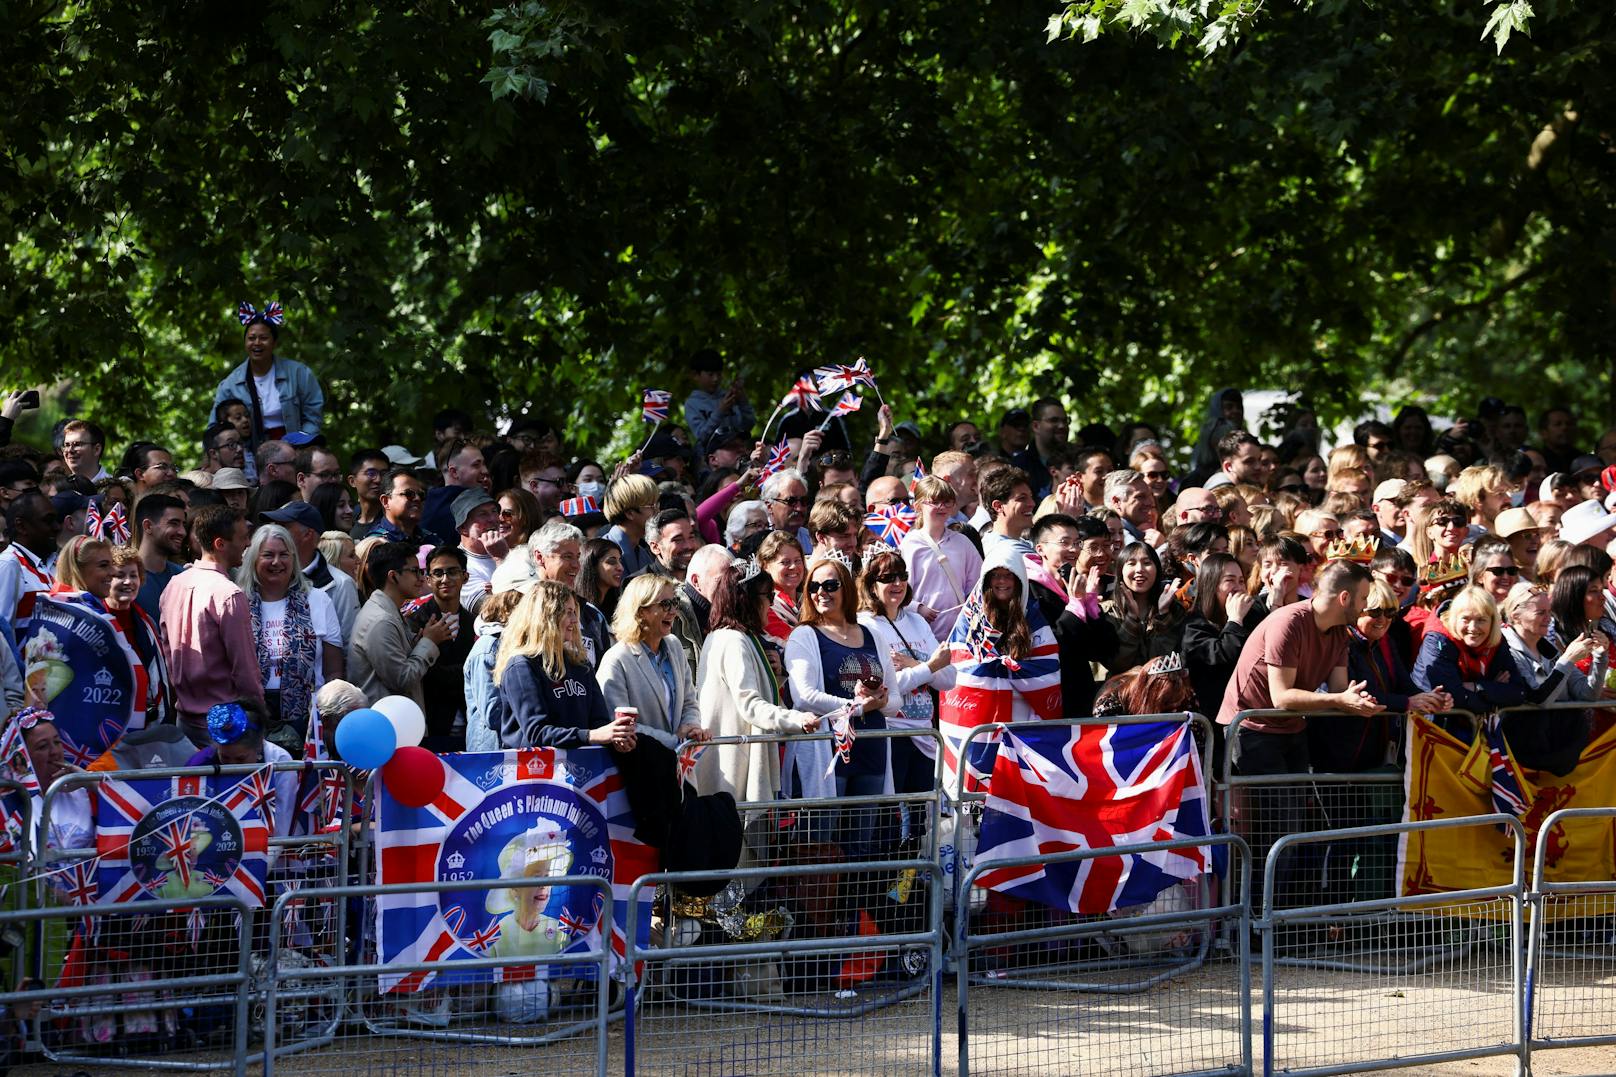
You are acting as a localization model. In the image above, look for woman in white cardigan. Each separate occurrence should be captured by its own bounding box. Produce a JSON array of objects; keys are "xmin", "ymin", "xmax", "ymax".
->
[
  {"xmin": 598, "ymin": 575, "xmax": 706, "ymax": 750},
  {"xmin": 784, "ymin": 552, "xmax": 902, "ymax": 802},
  {"xmin": 695, "ymin": 563, "xmax": 821, "ymax": 804},
  {"xmin": 855, "ymin": 546, "xmax": 954, "ymax": 795}
]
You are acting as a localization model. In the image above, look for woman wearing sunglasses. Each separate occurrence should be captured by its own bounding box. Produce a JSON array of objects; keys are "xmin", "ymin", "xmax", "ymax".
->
[
  {"xmin": 1467, "ymin": 539, "xmax": 1521, "ymax": 603},
  {"xmin": 1409, "ymin": 498, "xmax": 1470, "ymax": 567},
  {"xmin": 598, "ymin": 575, "xmax": 708, "ymax": 752},
  {"xmin": 857, "ymin": 549, "xmax": 952, "ymax": 796},
  {"xmin": 783, "ymin": 553, "xmax": 901, "ymax": 813},
  {"xmin": 1500, "ymin": 581, "xmax": 1605, "ymax": 773}
]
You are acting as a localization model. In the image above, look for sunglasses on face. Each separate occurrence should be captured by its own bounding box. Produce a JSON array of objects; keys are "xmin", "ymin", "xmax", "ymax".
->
[
  {"xmin": 1484, "ymin": 566, "xmax": 1520, "ymax": 578},
  {"xmin": 875, "ymin": 571, "xmax": 908, "ymax": 584},
  {"xmin": 392, "ymin": 489, "xmax": 424, "ymax": 501},
  {"xmin": 649, "ymin": 598, "xmax": 677, "ymax": 612},
  {"xmin": 1433, "ymin": 516, "xmax": 1467, "ymax": 528},
  {"xmin": 770, "ymin": 496, "xmax": 809, "ymax": 508},
  {"xmin": 1364, "ymin": 608, "xmax": 1398, "ymax": 619},
  {"xmin": 806, "ymin": 579, "xmax": 842, "ymax": 596},
  {"xmin": 1382, "ymin": 574, "xmax": 1416, "ymax": 588},
  {"xmin": 1312, "ymin": 528, "xmax": 1344, "ymax": 541}
]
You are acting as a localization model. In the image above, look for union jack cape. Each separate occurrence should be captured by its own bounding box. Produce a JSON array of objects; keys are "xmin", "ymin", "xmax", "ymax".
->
[
  {"xmin": 375, "ymin": 748, "xmax": 655, "ymax": 992},
  {"xmin": 972, "ymin": 720, "xmax": 1214, "ymax": 914},
  {"xmin": 95, "ymin": 773, "xmax": 272, "ymax": 908},
  {"xmin": 938, "ymin": 559, "xmax": 1063, "ymax": 797}
]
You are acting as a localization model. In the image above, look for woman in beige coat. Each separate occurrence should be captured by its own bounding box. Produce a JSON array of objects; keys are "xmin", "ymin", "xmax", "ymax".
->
[{"xmin": 695, "ymin": 560, "xmax": 820, "ymax": 804}]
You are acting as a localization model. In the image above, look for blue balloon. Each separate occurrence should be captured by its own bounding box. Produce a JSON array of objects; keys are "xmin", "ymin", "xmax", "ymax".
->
[{"xmin": 335, "ymin": 707, "xmax": 397, "ymax": 770}]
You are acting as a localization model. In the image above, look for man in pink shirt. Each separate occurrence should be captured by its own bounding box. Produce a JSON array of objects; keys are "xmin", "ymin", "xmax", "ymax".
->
[{"xmin": 160, "ymin": 504, "xmax": 263, "ymax": 747}]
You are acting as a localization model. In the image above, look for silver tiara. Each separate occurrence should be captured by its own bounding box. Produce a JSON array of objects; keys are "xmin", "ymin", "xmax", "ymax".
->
[
  {"xmin": 1143, "ymin": 651, "xmax": 1185, "ymax": 677},
  {"xmin": 863, "ymin": 539, "xmax": 899, "ymax": 559},
  {"xmin": 813, "ymin": 547, "xmax": 856, "ymax": 574},
  {"xmin": 737, "ymin": 555, "xmax": 763, "ymax": 583}
]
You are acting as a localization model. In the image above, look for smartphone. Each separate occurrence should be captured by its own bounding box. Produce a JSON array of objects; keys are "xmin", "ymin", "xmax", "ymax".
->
[{"xmin": 15, "ymin": 390, "xmax": 38, "ymax": 410}]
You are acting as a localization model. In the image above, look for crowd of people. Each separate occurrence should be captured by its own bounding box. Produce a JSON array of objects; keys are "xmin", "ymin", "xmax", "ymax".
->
[{"xmin": 1, "ymin": 311, "xmax": 1615, "ymax": 934}]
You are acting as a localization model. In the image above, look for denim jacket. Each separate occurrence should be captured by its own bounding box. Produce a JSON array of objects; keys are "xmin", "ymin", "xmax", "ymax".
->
[{"xmin": 213, "ymin": 355, "xmax": 324, "ymax": 444}]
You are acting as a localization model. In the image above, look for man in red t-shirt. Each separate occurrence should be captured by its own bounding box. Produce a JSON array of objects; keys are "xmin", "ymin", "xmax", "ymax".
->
[{"xmin": 1217, "ymin": 559, "xmax": 1384, "ymax": 775}]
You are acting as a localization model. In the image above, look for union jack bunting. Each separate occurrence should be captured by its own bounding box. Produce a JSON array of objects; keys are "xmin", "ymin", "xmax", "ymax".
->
[
  {"xmin": 237, "ymin": 301, "xmax": 285, "ymax": 326},
  {"xmin": 559, "ymin": 496, "xmax": 601, "ymax": 518},
  {"xmin": 973, "ymin": 721, "xmax": 1214, "ymax": 914},
  {"xmin": 781, "ymin": 376, "xmax": 823, "ymax": 416},
  {"xmin": 813, "ymin": 358, "xmax": 878, "ymax": 395},
  {"xmin": 760, "ymin": 438, "xmax": 792, "ymax": 479},
  {"xmin": 95, "ymin": 774, "xmax": 271, "ymax": 908},
  {"xmin": 642, "ymin": 389, "xmax": 672, "ymax": 424},
  {"xmin": 376, "ymin": 748, "xmax": 654, "ymax": 993},
  {"xmin": 864, "ymin": 503, "xmax": 917, "ymax": 545},
  {"xmin": 938, "ymin": 571, "xmax": 1063, "ymax": 797}
]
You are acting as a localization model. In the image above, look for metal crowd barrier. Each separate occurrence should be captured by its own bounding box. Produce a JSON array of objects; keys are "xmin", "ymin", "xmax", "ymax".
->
[
  {"xmin": 625, "ymin": 859, "xmax": 946, "ymax": 1076},
  {"xmin": 1524, "ymin": 805, "xmax": 1616, "ymax": 1063},
  {"xmin": 1259, "ymin": 814, "xmax": 1527, "ymax": 1077},
  {"xmin": 261, "ymin": 875, "xmax": 614, "ymax": 1077},
  {"xmin": 957, "ymin": 832, "xmax": 1251, "ymax": 1077}
]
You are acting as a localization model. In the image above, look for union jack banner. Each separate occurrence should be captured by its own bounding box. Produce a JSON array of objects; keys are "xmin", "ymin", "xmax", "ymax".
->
[
  {"xmin": 813, "ymin": 358, "xmax": 878, "ymax": 396},
  {"xmin": 781, "ymin": 376, "xmax": 823, "ymax": 416},
  {"xmin": 865, "ymin": 503, "xmax": 917, "ymax": 545},
  {"xmin": 642, "ymin": 389, "xmax": 672, "ymax": 424},
  {"xmin": 972, "ymin": 721, "xmax": 1213, "ymax": 914},
  {"xmin": 559, "ymin": 496, "xmax": 601, "ymax": 517},
  {"xmin": 95, "ymin": 774, "xmax": 271, "ymax": 908},
  {"xmin": 85, "ymin": 500, "xmax": 130, "ymax": 545},
  {"xmin": 938, "ymin": 575, "xmax": 1063, "ymax": 797},
  {"xmin": 375, "ymin": 748, "xmax": 655, "ymax": 993},
  {"xmin": 237, "ymin": 300, "xmax": 286, "ymax": 326},
  {"xmin": 760, "ymin": 438, "xmax": 792, "ymax": 479}
]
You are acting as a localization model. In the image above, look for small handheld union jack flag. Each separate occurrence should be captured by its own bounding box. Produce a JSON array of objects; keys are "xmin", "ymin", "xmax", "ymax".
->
[
  {"xmin": 760, "ymin": 438, "xmax": 792, "ymax": 480},
  {"xmin": 782, "ymin": 376, "xmax": 823, "ymax": 416},
  {"xmin": 642, "ymin": 389, "xmax": 672, "ymax": 424},
  {"xmin": 907, "ymin": 457, "xmax": 927, "ymax": 495},
  {"xmin": 675, "ymin": 739, "xmax": 707, "ymax": 787},
  {"xmin": 865, "ymin": 503, "xmax": 917, "ymax": 544},
  {"xmin": 814, "ymin": 358, "xmax": 879, "ymax": 396},
  {"xmin": 559, "ymin": 496, "xmax": 601, "ymax": 517},
  {"xmin": 86, "ymin": 500, "xmax": 130, "ymax": 545},
  {"xmin": 822, "ymin": 703, "xmax": 858, "ymax": 779},
  {"xmin": 815, "ymin": 392, "xmax": 862, "ymax": 432}
]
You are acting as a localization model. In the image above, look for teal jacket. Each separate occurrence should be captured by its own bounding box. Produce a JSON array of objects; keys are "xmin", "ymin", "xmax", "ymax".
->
[{"xmin": 213, "ymin": 355, "xmax": 324, "ymax": 445}]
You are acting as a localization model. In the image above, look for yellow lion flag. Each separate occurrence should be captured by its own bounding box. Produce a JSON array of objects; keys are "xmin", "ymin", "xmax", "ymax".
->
[{"xmin": 1399, "ymin": 713, "xmax": 1616, "ymax": 913}]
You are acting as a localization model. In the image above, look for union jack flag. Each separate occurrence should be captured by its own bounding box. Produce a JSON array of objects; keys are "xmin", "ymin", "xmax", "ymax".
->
[
  {"xmin": 831, "ymin": 705, "xmax": 855, "ymax": 764},
  {"xmin": 1485, "ymin": 718, "xmax": 1531, "ymax": 818},
  {"xmin": 781, "ymin": 377, "xmax": 823, "ymax": 417},
  {"xmin": 467, "ymin": 916, "xmax": 505, "ymax": 953},
  {"xmin": 938, "ymin": 576, "xmax": 1063, "ymax": 797},
  {"xmin": 827, "ymin": 392, "xmax": 863, "ymax": 419},
  {"xmin": 908, "ymin": 457, "xmax": 927, "ymax": 496},
  {"xmin": 61, "ymin": 859, "xmax": 99, "ymax": 938},
  {"xmin": 85, "ymin": 500, "xmax": 130, "ymax": 545},
  {"xmin": 559, "ymin": 496, "xmax": 601, "ymax": 517},
  {"xmin": 376, "ymin": 748, "xmax": 654, "ymax": 994},
  {"xmin": 865, "ymin": 503, "xmax": 917, "ymax": 544},
  {"xmin": 0, "ymin": 718, "xmax": 38, "ymax": 854},
  {"xmin": 95, "ymin": 774, "xmax": 271, "ymax": 909},
  {"xmin": 760, "ymin": 438, "xmax": 792, "ymax": 479},
  {"xmin": 675, "ymin": 739, "xmax": 706, "ymax": 787},
  {"xmin": 814, "ymin": 358, "xmax": 878, "ymax": 396},
  {"xmin": 972, "ymin": 721, "xmax": 1214, "ymax": 914},
  {"xmin": 642, "ymin": 389, "xmax": 672, "ymax": 424}
]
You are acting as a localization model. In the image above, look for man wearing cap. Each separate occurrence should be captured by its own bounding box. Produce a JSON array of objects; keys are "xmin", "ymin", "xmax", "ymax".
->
[
  {"xmin": 997, "ymin": 408, "xmax": 1032, "ymax": 458},
  {"xmin": 0, "ymin": 460, "xmax": 39, "ymax": 512},
  {"xmin": 642, "ymin": 428, "xmax": 691, "ymax": 483},
  {"xmin": 347, "ymin": 449, "xmax": 391, "ymax": 539},
  {"xmin": 702, "ymin": 426, "xmax": 751, "ymax": 478},
  {"xmin": 1568, "ymin": 454, "xmax": 1606, "ymax": 504},
  {"xmin": 452, "ymin": 487, "xmax": 510, "ymax": 612},
  {"xmin": 366, "ymin": 468, "xmax": 443, "ymax": 547},
  {"xmin": 51, "ymin": 490, "xmax": 88, "ymax": 549},
  {"xmin": 211, "ymin": 467, "xmax": 252, "ymax": 513},
  {"xmin": 683, "ymin": 349, "xmax": 755, "ymax": 448},
  {"xmin": 264, "ymin": 500, "xmax": 360, "ymax": 644},
  {"xmin": 1370, "ymin": 479, "xmax": 1409, "ymax": 548}
]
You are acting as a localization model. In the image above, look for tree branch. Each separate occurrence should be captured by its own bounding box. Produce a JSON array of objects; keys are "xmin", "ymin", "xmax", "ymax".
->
[{"xmin": 1387, "ymin": 262, "xmax": 1548, "ymax": 368}]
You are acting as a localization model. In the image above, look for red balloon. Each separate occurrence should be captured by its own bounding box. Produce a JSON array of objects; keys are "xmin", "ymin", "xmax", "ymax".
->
[{"xmin": 381, "ymin": 746, "xmax": 446, "ymax": 808}]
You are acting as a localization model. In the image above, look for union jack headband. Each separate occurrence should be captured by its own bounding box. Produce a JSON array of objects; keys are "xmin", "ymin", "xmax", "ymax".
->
[
  {"xmin": 237, "ymin": 301, "xmax": 285, "ymax": 327},
  {"xmin": 11, "ymin": 707, "xmax": 52, "ymax": 732}
]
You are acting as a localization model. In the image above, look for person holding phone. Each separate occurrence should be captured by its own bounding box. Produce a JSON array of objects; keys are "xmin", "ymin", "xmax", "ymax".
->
[
  {"xmin": 682, "ymin": 348, "xmax": 755, "ymax": 448},
  {"xmin": 0, "ymin": 390, "xmax": 39, "ymax": 450}
]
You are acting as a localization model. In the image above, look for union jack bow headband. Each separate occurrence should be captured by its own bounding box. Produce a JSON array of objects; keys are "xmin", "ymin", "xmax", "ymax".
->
[{"xmin": 237, "ymin": 301, "xmax": 285, "ymax": 327}]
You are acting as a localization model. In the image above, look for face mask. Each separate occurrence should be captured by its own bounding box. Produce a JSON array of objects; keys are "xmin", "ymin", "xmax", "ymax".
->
[{"xmin": 577, "ymin": 481, "xmax": 606, "ymax": 502}]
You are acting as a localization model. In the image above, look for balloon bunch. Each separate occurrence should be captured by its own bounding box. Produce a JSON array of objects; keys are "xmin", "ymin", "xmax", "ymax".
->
[{"xmin": 333, "ymin": 695, "xmax": 445, "ymax": 808}]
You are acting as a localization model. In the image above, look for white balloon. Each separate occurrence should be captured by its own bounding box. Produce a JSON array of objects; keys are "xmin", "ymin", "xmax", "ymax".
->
[{"xmin": 374, "ymin": 694, "xmax": 426, "ymax": 748}]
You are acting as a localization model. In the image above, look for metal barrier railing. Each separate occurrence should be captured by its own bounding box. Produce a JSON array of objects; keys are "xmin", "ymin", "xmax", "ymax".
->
[
  {"xmin": 1259, "ymin": 814, "xmax": 1527, "ymax": 1077},
  {"xmin": 957, "ymin": 832, "xmax": 1251, "ymax": 1077},
  {"xmin": 261, "ymin": 875, "xmax": 614, "ymax": 1077},
  {"xmin": 1524, "ymin": 806, "xmax": 1616, "ymax": 1061},
  {"xmin": 624, "ymin": 859, "xmax": 946, "ymax": 1077}
]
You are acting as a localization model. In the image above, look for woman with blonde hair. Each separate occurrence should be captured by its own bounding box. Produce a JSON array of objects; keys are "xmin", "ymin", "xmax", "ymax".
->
[
  {"xmin": 597, "ymin": 574, "xmax": 706, "ymax": 750},
  {"xmin": 1450, "ymin": 464, "xmax": 1514, "ymax": 533},
  {"xmin": 53, "ymin": 535, "xmax": 114, "ymax": 597},
  {"xmin": 1411, "ymin": 585, "xmax": 1546, "ymax": 741},
  {"xmin": 1535, "ymin": 538, "xmax": 1573, "ymax": 587}
]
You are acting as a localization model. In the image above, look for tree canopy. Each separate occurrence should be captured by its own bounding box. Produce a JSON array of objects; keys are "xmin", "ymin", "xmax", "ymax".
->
[{"xmin": 3, "ymin": 0, "xmax": 1612, "ymax": 460}]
